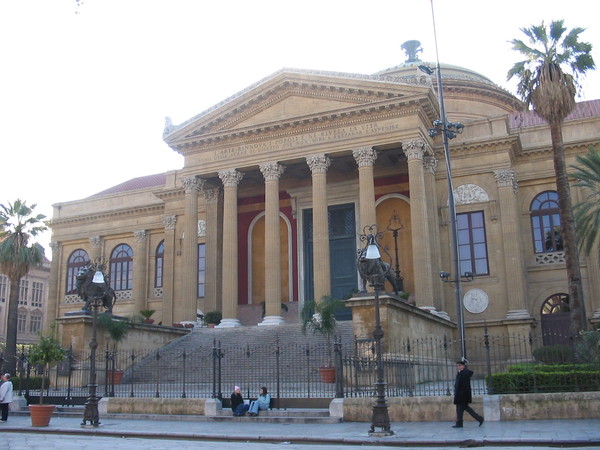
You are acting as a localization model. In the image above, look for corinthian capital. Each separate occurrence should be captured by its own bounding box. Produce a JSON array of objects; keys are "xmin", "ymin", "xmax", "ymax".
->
[
  {"xmin": 402, "ymin": 139, "xmax": 430, "ymax": 161},
  {"xmin": 163, "ymin": 215, "xmax": 177, "ymax": 230},
  {"xmin": 494, "ymin": 168, "xmax": 519, "ymax": 193},
  {"xmin": 182, "ymin": 176, "xmax": 204, "ymax": 194},
  {"xmin": 352, "ymin": 147, "xmax": 377, "ymax": 167},
  {"xmin": 424, "ymin": 156, "xmax": 438, "ymax": 174},
  {"xmin": 204, "ymin": 188, "xmax": 222, "ymax": 204},
  {"xmin": 218, "ymin": 169, "xmax": 244, "ymax": 187},
  {"xmin": 259, "ymin": 162, "xmax": 285, "ymax": 182},
  {"xmin": 306, "ymin": 154, "xmax": 331, "ymax": 175},
  {"xmin": 134, "ymin": 230, "xmax": 148, "ymax": 242},
  {"xmin": 89, "ymin": 236, "xmax": 103, "ymax": 248}
]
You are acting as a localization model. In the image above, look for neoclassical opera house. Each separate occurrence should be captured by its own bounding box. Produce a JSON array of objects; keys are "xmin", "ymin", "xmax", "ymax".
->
[{"xmin": 47, "ymin": 43, "xmax": 600, "ymax": 341}]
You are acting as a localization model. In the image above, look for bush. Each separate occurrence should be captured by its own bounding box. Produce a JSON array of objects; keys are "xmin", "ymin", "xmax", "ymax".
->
[
  {"xmin": 487, "ymin": 364, "xmax": 600, "ymax": 394},
  {"xmin": 204, "ymin": 310, "xmax": 222, "ymax": 325},
  {"xmin": 575, "ymin": 330, "xmax": 600, "ymax": 364},
  {"xmin": 11, "ymin": 376, "xmax": 48, "ymax": 391},
  {"xmin": 532, "ymin": 344, "xmax": 574, "ymax": 363}
]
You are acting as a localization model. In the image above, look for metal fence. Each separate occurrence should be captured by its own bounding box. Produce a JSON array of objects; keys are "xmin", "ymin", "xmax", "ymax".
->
[{"xmin": 7, "ymin": 329, "xmax": 600, "ymax": 404}]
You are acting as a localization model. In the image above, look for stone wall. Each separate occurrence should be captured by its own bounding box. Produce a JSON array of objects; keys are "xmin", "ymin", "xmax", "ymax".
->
[{"xmin": 343, "ymin": 391, "xmax": 600, "ymax": 422}]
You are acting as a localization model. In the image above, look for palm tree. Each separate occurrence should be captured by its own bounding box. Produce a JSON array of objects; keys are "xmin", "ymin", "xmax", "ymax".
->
[
  {"xmin": 0, "ymin": 199, "xmax": 47, "ymax": 374},
  {"xmin": 571, "ymin": 145, "xmax": 600, "ymax": 258},
  {"xmin": 508, "ymin": 20, "xmax": 595, "ymax": 336}
]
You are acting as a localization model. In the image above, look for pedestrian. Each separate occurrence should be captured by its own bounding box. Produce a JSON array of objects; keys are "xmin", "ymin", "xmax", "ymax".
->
[
  {"xmin": 0, "ymin": 373, "xmax": 14, "ymax": 423},
  {"xmin": 231, "ymin": 385, "xmax": 249, "ymax": 416},
  {"xmin": 452, "ymin": 360, "xmax": 483, "ymax": 428},
  {"xmin": 248, "ymin": 386, "xmax": 271, "ymax": 416}
]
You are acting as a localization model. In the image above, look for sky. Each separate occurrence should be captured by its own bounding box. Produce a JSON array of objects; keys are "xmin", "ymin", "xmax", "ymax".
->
[{"xmin": 2, "ymin": 0, "xmax": 599, "ymax": 258}]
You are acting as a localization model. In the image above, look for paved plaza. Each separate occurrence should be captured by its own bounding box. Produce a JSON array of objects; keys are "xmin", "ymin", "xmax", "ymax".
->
[{"xmin": 1, "ymin": 413, "xmax": 599, "ymax": 449}]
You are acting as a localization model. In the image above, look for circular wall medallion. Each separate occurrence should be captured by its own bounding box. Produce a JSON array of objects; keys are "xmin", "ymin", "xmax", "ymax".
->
[{"xmin": 463, "ymin": 288, "xmax": 489, "ymax": 314}]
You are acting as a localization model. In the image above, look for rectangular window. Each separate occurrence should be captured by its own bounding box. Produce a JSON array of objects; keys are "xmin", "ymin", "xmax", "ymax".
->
[
  {"xmin": 197, "ymin": 243, "xmax": 206, "ymax": 298},
  {"xmin": 17, "ymin": 312, "xmax": 27, "ymax": 333},
  {"xmin": 32, "ymin": 281, "xmax": 44, "ymax": 307},
  {"xmin": 19, "ymin": 279, "xmax": 28, "ymax": 305},
  {"xmin": 0, "ymin": 275, "xmax": 7, "ymax": 302},
  {"xmin": 457, "ymin": 211, "xmax": 489, "ymax": 276},
  {"xmin": 30, "ymin": 314, "xmax": 42, "ymax": 334}
]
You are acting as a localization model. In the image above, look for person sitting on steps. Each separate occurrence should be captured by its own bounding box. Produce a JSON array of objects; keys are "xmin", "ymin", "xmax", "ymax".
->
[
  {"xmin": 248, "ymin": 386, "xmax": 271, "ymax": 416},
  {"xmin": 231, "ymin": 385, "xmax": 249, "ymax": 416}
]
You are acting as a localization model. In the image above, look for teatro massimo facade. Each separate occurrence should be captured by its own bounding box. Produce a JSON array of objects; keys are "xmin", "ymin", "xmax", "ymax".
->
[{"xmin": 47, "ymin": 45, "xmax": 600, "ymax": 342}]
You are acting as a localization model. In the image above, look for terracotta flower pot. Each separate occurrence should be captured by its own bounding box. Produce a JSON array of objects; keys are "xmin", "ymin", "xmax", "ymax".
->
[
  {"xmin": 319, "ymin": 367, "xmax": 336, "ymax": 384},
  {"xmin": 108, "ymin": 369, "xmax": 124, "ymax": 385},
  {"xmin": 29, "ymin": 404, "xmax": 56, "ymax": 427},
  {"xmin": 143, "ymin": 318, "xmax": 155, "ymax": 324}
]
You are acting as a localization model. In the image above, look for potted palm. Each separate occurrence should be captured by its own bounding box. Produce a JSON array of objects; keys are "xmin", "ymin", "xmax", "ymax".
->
[
  {"xmin": 204, "ymin": 310, "xmax": 222, "ymax": 328},
  {"xmin": 301, "ymin": 296, "xmax": 343, "ymax": 383},
  {"xmin": 97, "ymin": 314, "xmax": 130, "ymax": 385},
  {"xmin": 139, "ymin": 309, "xmax": 156, "ymax": 324},
  {"xmin": 27, "ymin": 328, "xmax": 67, "ymax": 426}
]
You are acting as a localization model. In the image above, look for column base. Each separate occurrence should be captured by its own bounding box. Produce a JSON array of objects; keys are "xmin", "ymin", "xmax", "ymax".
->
[
  {"xmin": 505, "ymin": 309, "xmax": 532, "ymax": 320},
  {"xmin": 258, "ymin": 315, "xmax": 285, "ymax": 326},
  {"xmin": 217, "ymin": 318, "xmax": 242, "ymax": 328}
]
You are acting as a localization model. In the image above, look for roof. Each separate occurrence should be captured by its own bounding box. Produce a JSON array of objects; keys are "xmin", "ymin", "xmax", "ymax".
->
[
  {"xmin": 89, "ymin": 173, "xmax": 166, "ymax": 197},
  {"xmin": 508, "ymin": 99, "xmax": 600, "ymax": 129}
]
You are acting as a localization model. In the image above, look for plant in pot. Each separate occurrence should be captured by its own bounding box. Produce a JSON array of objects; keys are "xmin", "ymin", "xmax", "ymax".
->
[
  {"xmin": 97, "ymin": 314, "xmax": 131, "ymax": 385},
  {"xmin": 27, "ymin": 327, "xmax": 67, "ymax": 426},
  {"xmin": 301, "ymin": 295, "xmax": 343, "ymax": 383},
  {"xmin": 139, "ymin": 309, "xmax": 156, "ymax": 324},
  {"xmin": 204, "ymin": 310, "xmax": 222, "ymax": 328}
]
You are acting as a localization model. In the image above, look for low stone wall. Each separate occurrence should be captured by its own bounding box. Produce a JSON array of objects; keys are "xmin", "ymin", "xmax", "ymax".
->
[
  {"xmin": 100, "ymin": 397, "xmax": 207, "ymax": 416},
  {"xmin": 343, "ymin": 391, "xmax": 600, "ymax": 422}
]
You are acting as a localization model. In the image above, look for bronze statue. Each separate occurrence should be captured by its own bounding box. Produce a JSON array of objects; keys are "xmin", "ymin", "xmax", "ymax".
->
[{"xmin": 76, "ymin": 265, "xmax": 116, "ymax": 314}]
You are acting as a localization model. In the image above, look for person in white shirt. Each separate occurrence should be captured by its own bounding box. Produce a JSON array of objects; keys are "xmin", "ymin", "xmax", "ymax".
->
[{"xmin": 0, "ymin": 373, "xmax": 14, "ymax": 422}]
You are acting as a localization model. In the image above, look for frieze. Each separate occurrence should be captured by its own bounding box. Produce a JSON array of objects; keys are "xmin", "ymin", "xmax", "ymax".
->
[{"xmin": 191, "ymin": 120, "xmax": 401, "ymax": 164}]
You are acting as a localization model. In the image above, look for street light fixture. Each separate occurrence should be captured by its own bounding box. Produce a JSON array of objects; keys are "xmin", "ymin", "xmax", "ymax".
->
[
  {"xmin": 419, "ymin": 2, "xmax": 468, "ymax": 360},
  {"xmin": 81, "ymin": 259, "xmax": 111, "ymax": 427},
  {"xmin": 386, "ymin": 210, "xmax": 404, "ymax": 294},
  {"xmin": 357, "ymin": 224, "xmax": 393, "ymax": 437}
]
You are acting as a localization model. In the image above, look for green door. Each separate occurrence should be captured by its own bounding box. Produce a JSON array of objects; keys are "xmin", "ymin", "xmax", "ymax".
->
[{"xmin": 303, "ymin": 203, "xmax": 357, "ymax": 320}]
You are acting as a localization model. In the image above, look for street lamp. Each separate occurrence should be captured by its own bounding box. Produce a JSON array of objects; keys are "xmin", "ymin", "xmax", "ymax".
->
[
  {"xmin": 81, "ymin": 259, "xmax": 110, "ymax": 427},
  {"xmin": 357, "ymin": 224, "xmax": 393, "ymax": 437},
  {"xmin": 386, "ymin": 210, "xmax": 404, "ymax": 294},
  {"xmin": 417, "ymin": 0, "xmax": 470, "ymax": 361}
]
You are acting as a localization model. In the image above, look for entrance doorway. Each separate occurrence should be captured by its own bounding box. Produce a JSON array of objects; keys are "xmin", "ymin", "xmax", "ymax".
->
[
  {"xmin": 540, "ymin": 293, "xmax": 570, "ymax": 345},
  {"xmin": 303, "ymin": 203, "xmax": 357, "ymax": 320}
]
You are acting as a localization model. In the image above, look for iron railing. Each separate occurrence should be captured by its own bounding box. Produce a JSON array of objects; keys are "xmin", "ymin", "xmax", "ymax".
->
[{"xmin": 5, "ymin": 329, "xmax": 599, "ymax": 404}]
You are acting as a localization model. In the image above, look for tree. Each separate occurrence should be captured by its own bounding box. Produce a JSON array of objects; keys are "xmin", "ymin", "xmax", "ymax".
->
[
  {"xmin": 571, "ymin": 145, "xmax": 600, "ymax": 258},
  {"xmin": 508, "ymin": 20, "xmax": 595, "ymax": 336},
  {"xmin": 0, "ymin": 199, "xmax": 47, "ymax": 374}
]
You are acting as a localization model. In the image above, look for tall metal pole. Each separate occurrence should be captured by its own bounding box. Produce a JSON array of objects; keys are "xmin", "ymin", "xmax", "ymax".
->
[
  {"xmin": 81, "ymin": 297, "xmax": 101, "ymax": 427},
  {"xmin": 430, "ymin": 0, "xmax": 466, "ymax": 361}
]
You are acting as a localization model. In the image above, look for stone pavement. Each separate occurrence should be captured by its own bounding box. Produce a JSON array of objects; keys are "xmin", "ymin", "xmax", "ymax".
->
[{"xmin": 1, "ymin": 414, "xmax": 600, "ymax": 448}]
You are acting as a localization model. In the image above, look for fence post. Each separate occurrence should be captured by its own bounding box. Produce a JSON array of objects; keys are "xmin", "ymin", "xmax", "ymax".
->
[
  {"xmin": 129, "ymin": 350, "xmax": 136, "ymax": 398},
  {"xmin": 334, "ymin": 335, "xmax": 344, "ymax": 398},
  {"xmin": 66, "ymin": 346, "xmax": 74, "ymax": 405},
  {"xmin": 181, "ymin": 349, "xmax": 187, "ymax": 399},
  {"xmin": 155, "ymin": 351, "xmax": 160, "ymax": 397},
  {"xmin": 275, "ymin": 336, "xmax": 280, "ymax": 402},
  {"xmin": 484, "ymin": 324, "xmax": 493, "ymax": 394}
]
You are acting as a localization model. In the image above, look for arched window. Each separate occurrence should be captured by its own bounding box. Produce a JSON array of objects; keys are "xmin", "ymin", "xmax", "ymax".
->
[
  {"xmin": 66, "ymin": 249, "xmax": 89, "ymax": 294},
  {"xmin": 541, "ymin": 293, "xmax": 570, "ymax": 314},
  {"xmin": 155, "ymin": 241, "xmax": 165, "ymax": 288},
  {"xmin": 531, "ymin": 191, "xmax": 562, "ymax": 253},
  {"xmin": 109, "ymin": 244, "xmax": 133, "ymax": 291}
]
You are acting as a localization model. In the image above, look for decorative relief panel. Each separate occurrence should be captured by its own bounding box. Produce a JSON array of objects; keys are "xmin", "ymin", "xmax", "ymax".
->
[
  {"xmin": 197, "ymin": 220, "xmax": 206, "ymax": 237},
  {"xmin": 463, "ymin": 288, "xmax": 489, "ymax": 314},
  {"xmin": 535, "ymin": 251, "xmax": 565, "ymax": 265},
  {"xmin": 453, "ymin": 184, "xmax": 489, "ymax": 205}
]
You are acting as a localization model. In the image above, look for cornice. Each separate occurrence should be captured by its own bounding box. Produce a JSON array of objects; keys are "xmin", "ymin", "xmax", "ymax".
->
[
  {"xmin": 174, "ymin": 96, "xmax": 435, "ymax": 156},
  {"xmin": 153, "ymin": 187, "xmax": 184, "ymax": 201},
  {"xmin": 50, "ymin": 204, "xmax": 165, "ymax": 227}
]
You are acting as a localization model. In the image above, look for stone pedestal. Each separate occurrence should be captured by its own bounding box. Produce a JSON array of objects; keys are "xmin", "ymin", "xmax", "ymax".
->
[{"xmin": 345, "ymin": 293, "xmax": 455, "ymax": 351}]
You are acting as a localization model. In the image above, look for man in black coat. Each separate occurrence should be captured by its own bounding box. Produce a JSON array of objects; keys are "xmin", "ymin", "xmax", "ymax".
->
[{"xmin": 453, "ymin": 360, "xmax": 484, "ymax": 428}]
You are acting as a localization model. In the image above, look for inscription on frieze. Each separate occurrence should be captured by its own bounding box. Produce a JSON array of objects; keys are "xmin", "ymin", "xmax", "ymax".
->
[{"xmin": 208, "ymin": 121, "xmax": 400, "ymax": 163}]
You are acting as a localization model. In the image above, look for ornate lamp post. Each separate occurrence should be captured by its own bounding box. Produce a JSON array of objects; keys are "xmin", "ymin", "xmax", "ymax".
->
[
  {"xmin": 357, "ymin": 224, "xmax": 393, "ymax": 437},
  {"xmin": 80, "ymin": 259, "xmax": 111, "ymax": 427},
  {"xmin": 386, "ymin": 210, "xmax": 404, "ymax": 294}
]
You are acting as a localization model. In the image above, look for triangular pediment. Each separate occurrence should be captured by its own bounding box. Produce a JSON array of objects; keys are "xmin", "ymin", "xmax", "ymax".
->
[{"xmin": 164, "ymin": 68, "xmax": 433, "ymax": 146}]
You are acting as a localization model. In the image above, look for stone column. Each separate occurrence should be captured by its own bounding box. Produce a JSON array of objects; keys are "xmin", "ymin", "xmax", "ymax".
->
[
  {"xmin": 89, "ymin": 236, "xmax": 103, "ymax": 261},
  {"xmin": 161, "ymin": 215, "xmax": 177, "ymax": 326},
  {"xmin": 203, "ymin": 188, "xmax": 223, "ymax": 314},
  {"xmin": 44, "ymin": 242, "xmax": 61, "ymax": 330},
  {"xmin": 218, "ymin": 169, "xmax": 244, "ymax": 327},
  {"xmin": 133, "ymin": 230, "xmax": 149, "ymax": 314},
  {"xmin": 424, "ymin": 155, "xmax": 444, "ymax": 311},
  {"xmin": 307, "ymin": 154, "xmax": 332, "ymax": 302},
  {"xmin": 181, "ymin": 176, "xmax": 204, "ymax": 322},
  {"xmin": 403, "ymin": 139, "xmax": 434, "ymax": 305},
  {"xmin": 259, "ymin": 162, "xmax": 286, "ymax": 326},
  {"xmin": 494, "ymin": 169, "xmax": 531, "ymax": 319},
  {"xmin": 352, "ymin": 146, "xmax": 377, "ymax": 232}
]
